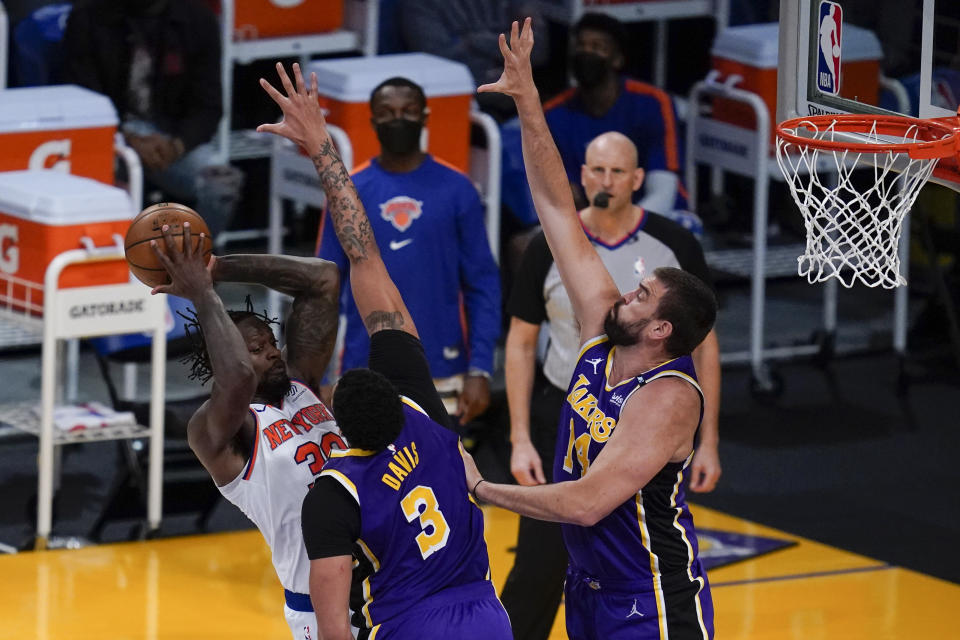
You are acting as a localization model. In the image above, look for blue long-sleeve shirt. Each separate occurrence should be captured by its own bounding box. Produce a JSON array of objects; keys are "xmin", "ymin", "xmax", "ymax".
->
[{"xmin": 317, "ymin": 155, "xmax": 501, "ymax": 378}]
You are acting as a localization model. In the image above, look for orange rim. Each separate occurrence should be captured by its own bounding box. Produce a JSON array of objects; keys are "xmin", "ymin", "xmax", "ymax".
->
[{"xmin": 776, "ymin": 114, "xmax": 960, "ymax": 160}]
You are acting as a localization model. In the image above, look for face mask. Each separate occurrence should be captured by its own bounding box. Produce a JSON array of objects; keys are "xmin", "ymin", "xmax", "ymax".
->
[
  {"xmin": 572, "ymin": 51, "xmax": 612, "ymax": 89},
  {"xmin": 375, "ymin": 119, "xmax": 423, "ymax": 155},
  {"xmin": 129, "ymin": 0, "xmax": 168, "ymax": 16}
]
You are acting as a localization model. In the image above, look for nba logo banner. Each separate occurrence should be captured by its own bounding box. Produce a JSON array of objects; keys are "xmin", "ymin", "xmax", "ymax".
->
[{"xmin": 817, "ymin": 1, "xmax": 843, "ymax": 95}]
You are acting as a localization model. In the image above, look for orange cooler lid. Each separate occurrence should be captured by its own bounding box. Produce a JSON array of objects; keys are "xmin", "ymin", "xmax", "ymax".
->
[
  {"xmin": 307, "ymin": 53, "xmax": 476, "ymax": 102},
  {"xmin": 0, "ymin": 85, "xmax": 118, "ymax": 133},
  {"xmin": 0, "ymin": 170, "xmax": 133, "ymax": 225},
  {"xmin": 711, "ymin": 22, "xmax": 883, "ymax": 69}
]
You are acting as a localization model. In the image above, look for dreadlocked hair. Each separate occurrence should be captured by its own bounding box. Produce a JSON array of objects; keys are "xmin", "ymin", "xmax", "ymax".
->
[{"xmin": 177, "ymin": 295, "xmax": 279, "ymax": 385}]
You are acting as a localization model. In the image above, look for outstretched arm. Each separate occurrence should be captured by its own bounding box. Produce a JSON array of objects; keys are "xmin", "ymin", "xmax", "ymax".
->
[
  {"xmin": 257, "ymin": 63, "xmax": 416, "ymax": 338},
  {"xmin": 150, "ymin": 225, "xmax": 256, "ymax": 486},
  {"xmin": 465, "ymin": 378, "xmax": 700, "ymax": 525},
  {"xmin": 479, "ymin": 19, "xmax": 619, "ymax": 341},
  {"xmin": 211, "ymin": 254, "xmax": 339, "ymax": 393}
]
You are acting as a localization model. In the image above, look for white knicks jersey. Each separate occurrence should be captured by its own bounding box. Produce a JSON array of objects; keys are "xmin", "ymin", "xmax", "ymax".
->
[{"xmin": 218, "ymin": 379, "xmax": 345, "ymax": 593}]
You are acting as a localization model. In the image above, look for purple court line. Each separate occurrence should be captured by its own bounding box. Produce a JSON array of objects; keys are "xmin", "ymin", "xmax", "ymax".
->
[{"xmin": 711, "ymin": 563, "xmax": 893, "ymax": 588}]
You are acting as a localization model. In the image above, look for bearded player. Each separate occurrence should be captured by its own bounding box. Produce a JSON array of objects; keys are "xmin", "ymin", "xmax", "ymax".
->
[{"xmin": 463, "ymin": 20, "xmax": 717, "ymax": 639}]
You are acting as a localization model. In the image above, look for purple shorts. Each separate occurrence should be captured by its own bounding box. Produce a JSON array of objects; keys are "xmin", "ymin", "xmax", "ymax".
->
[
  {"xmin": 563, "ymin": 563, "xmax": 714, "ymax": 640},
  {"xmin": 361, "ymin": 581, "xmax": 512, "ymax": 640}
]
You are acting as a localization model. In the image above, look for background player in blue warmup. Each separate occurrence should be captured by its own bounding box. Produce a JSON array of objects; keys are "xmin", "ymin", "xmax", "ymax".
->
[
  {"xmin": 545, "ymin": 12, "xmax": 685, "ymax": 213},
  {"xmin": 499, "ymin": 12, "xmax": 685, "ymax": 229},
  {"xmin": 316, "ymin": 76, "xmax": 501, "ymax": 425},
  {"xmin": 258, "ymin": 62, "xmax": 511, "ymax": 640},
  {"xmin": 465, "ymin": 20, "xmax": 717, "ymax": 639}
]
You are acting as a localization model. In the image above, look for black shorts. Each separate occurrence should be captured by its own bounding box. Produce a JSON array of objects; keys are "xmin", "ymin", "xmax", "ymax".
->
[{"xmin": 366, "ymin": 330, "xmax": 453, "ymax": 430}]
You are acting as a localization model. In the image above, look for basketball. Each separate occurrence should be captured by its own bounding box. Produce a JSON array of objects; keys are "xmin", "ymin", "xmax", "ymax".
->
[{"xmin": 124, "ymin": 202, "xmax": 213, "ymax": 288}]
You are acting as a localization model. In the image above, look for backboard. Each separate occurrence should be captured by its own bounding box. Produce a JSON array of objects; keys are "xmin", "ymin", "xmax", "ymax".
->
[
  {"xmin": 778, "ymin": 0, "xmax": 958, "ymax": 120},
  {"xmin": 777, "ymin": 0, "xmax": 960, "ymax": 189}
]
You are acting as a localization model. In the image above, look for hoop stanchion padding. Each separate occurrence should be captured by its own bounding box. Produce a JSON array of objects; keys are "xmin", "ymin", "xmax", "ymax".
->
[{"xmin": 775, "ymin": 114, "xmax": 960, "ymax": 288}]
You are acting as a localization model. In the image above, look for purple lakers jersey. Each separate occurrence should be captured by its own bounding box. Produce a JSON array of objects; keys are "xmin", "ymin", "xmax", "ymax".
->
[
  {"xmin": 553, "ymin": 336, "xmax": 705, "ymax": 584},
  {"xmin": 319, "ymin": 399, "xmax": 496, "ymax": 632}
]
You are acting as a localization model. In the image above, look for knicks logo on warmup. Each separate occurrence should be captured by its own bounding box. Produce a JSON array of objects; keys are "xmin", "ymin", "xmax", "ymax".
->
[
  {"xmin": 380, "ymin": 196, "xmax": 423, "ymax": 232},
  {"xmin": 817, "ymin": 1, "xmax": 843, "ymax": 95}
]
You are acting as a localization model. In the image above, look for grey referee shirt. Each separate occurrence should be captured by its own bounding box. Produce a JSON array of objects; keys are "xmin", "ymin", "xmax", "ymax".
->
[{"xmin": 508, "ymin": 211, "xmax": 713, "ymax": 391}]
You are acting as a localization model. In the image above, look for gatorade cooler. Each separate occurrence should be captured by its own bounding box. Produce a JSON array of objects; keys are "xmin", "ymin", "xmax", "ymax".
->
[
  {"xmin": 308, "ymin": 53, "xmax": 476, "ymax": 172},
  {"xmin": 0, "ymin": 170, "xmax": 134, "ymax": 313},
  {"xmin": 711, "ymin": 22, "xmax": 882, "ymax": 136},
  {"xmin": 0, "ymin": 85, "xmax": 118, "ymax": 183},
  {"xmin": 234, "ymin": 0, "xmax": 343, "ymax": 40}
]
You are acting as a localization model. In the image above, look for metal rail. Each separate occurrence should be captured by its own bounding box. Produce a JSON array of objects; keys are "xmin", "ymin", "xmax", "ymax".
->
[{"xmin": 0, "ymin": 247, "xmax": 167, "ymax": 549}]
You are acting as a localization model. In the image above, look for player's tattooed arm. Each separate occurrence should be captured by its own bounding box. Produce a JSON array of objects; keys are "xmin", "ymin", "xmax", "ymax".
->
[
  {"xmin": 151, "ymin": 224, "xmax": 256, "ymax": 485},
  {"xmin": 255, "ymin": 61, "xmax": 377, "ymax": 264},
  {"xmin": 213, "ymin": 254, "xmax": 340, "ymax": 391},
  {"xmin": 306, "ymin": 126, "xmax": 418, "ymax": 338},
  {"xmin": 311, "ymin": 138, "xmax": 379, "ymax": 264},
  {"xmin": 213, "ymin": 254, "xmax": 339, "ymax": 299},
  {"xmin": 282, "ymin": 292, "xmax": 341, "ymax": 392},
  {"xmin": 363, "ymin": 310, "xmax": 405, "ymax": 333},
  {"xmin": 258, "ymin": 61, "xmax": 417, "ymax": 339}
]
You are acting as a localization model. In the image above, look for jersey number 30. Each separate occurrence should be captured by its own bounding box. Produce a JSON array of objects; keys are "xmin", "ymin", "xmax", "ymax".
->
[
  {"xmin": 295, "ymin": 432, "xmax": 347, "ymax": 488},
  {"xmin": 400, "ymin": 485, "xmax": 450, "ymax": 560}
]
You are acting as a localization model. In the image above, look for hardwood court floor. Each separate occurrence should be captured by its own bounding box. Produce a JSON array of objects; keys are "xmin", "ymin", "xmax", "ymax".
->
[{"xmin": 1, "ymin": 504, "xmax": 956, "ymax": 640}]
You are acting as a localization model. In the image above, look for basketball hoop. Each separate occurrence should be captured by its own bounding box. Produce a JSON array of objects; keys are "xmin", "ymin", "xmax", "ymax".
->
[{"xmin": 775, "ymin": 113, "xmax": 960, "ymax": 288}]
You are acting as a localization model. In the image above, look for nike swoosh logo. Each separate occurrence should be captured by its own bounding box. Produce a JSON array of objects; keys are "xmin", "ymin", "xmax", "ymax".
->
[
  {"xmin": 253, "ymin": 405, "xmax": 267, "ymax": 412},
  {"xmin": 389, "ymin": 238, "xmax": 414, "ymax": 250}
]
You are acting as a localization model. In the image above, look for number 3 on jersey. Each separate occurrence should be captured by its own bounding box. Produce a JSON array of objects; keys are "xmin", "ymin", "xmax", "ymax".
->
[{"xmin": 400, "ymin": 485, "xmax": 450, "ymax": 559}]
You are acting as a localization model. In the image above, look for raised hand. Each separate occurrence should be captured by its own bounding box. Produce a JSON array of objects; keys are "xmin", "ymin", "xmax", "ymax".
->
[
  {"xmin": 477, "ymin": 18, "xmax": 536, "ymax": 100},
  {"xmin": 149, "ymin": 222, "xmax": 216, "ymax": 300},
  {"xmin": 257, "ymin": 62, "xmax": 329, "ymax": 157}
]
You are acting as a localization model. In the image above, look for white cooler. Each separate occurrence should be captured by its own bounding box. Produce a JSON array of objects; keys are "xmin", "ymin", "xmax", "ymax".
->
[
  {"xmin": 0, "ymin": 85, "xmax": 118, "ymax": 183},
  {"xmin": 0, "ymin": 170, "xmax": 134, "ymax": 312}
]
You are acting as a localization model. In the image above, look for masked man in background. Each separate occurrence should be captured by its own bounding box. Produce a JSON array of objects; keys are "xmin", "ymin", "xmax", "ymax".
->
[{"xmin": 316, "ymin": 76, "xmax": 501, "ymax": 429}]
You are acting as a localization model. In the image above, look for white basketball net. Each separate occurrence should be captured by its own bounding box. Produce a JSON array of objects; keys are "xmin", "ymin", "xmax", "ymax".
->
[{"xmin": 776, "ymin": 118, "xmax": 942, "ymax": 288}]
